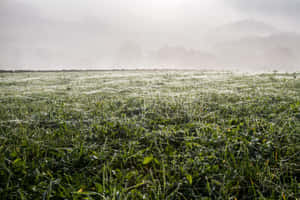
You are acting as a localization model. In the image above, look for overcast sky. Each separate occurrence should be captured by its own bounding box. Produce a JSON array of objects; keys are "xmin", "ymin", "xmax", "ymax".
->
[{"xmin": 1, "ymin": 0, "xmax": 300, "ymax": 71}]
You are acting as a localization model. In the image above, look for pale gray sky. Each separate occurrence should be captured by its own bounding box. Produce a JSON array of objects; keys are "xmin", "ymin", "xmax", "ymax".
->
[{"xmin": 1, "ymin": 0, "xmax": 299, "ymax": 71}]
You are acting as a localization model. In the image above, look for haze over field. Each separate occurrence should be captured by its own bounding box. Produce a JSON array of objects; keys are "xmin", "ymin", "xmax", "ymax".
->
[{"xmin": 1, "ymin": 0, "xmax": 300, "ymax": 71}]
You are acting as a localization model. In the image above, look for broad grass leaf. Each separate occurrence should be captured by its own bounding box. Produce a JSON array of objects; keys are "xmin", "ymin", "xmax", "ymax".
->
[
  {"xmin": 186, "ymin": 174, "xmax": 192, "ymax": 184},
  {"xmin": 143, "ymin": 156, "xmax": 153, "ymax": 165}
]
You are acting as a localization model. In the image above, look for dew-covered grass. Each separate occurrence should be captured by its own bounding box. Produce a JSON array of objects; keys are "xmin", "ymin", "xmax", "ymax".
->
[{"xmin": 0, "ymin": 71, "xmax": 299, "ymax": 199}]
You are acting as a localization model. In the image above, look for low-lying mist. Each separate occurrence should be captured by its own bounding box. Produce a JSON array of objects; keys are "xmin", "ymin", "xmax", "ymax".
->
[{"xmin": 1, "ymin": 0, "xmax": 299, "ymax": 72}]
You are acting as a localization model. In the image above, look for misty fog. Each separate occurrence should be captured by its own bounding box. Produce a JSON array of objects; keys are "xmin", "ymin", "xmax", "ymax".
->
[{"xmin": 1, "ymin": 0, "xmax": 300, "ymax": 71}]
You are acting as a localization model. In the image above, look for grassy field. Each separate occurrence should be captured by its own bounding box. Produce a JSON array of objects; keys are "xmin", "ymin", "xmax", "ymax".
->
[{"xmin": 0, "ymin": 71, "xmax": 299, "ymax": 199}]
